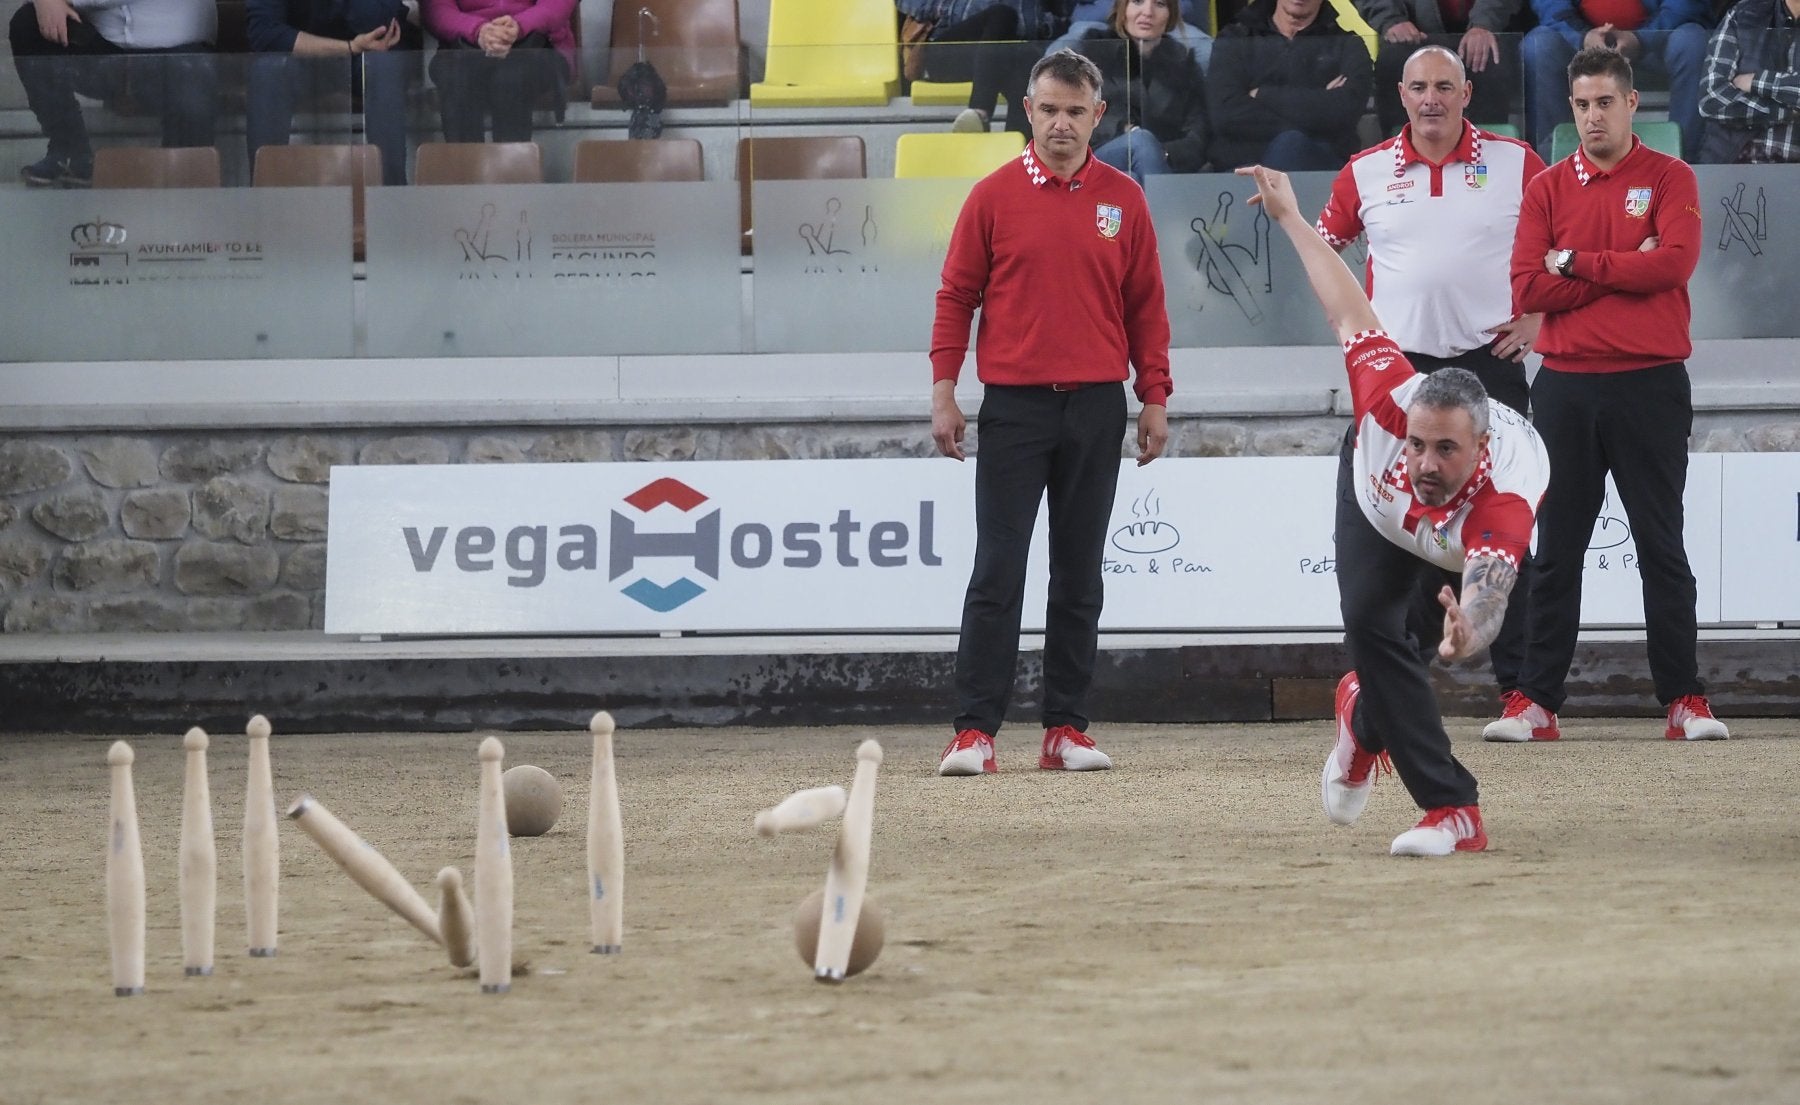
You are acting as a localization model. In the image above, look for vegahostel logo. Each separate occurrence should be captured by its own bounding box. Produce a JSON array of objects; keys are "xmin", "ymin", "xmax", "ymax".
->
[{"xmin": 400, "ymin": 476, "xmax": 945, "ymax": 614}]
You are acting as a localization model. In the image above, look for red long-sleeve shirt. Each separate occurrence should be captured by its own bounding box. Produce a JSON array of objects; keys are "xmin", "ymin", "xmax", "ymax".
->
[
  {"xmin": 930, "ymin": 146, "xmax": 1173, "ymax": 405},
  {"xmin": 1510, "ymin": 137, "xmax": 1702, "ymax": 372}
]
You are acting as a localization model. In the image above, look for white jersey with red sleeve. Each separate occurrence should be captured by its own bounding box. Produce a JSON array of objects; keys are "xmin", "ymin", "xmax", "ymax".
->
[
  {"xmin": 1316, "ymin": 124, "xmax": 1545, "ymax": 359},
  {"xmin": 1344, "ymin": 330, "xmax": 1549, "ymax": 573}
]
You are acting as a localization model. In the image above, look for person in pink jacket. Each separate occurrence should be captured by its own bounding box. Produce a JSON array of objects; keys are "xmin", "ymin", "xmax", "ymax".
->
[{"xmin": 422, "ymin": 0, "xmax": 574, "ymax": 141}]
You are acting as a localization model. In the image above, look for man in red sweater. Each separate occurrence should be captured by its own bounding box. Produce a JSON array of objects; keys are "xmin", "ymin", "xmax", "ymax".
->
[
  {"xmin": 1494, "ymin": 45, "xmax": 1728, "ymax": 743},
  {"xmin": 930, "ymin": 48, "xmax": 1172, "ymax": 777}
]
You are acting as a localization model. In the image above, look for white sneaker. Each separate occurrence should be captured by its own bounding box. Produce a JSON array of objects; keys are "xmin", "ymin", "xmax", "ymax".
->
[
  {"xmin": 1390, "ymin": 805, "xmax": 1487, "ymax": 857},
  {"xmin": 1665, "ymin": 695, "xmax": 1728, "ymax": 741},
  {"xmin": 1482, "ymin": 691, "xmax": 1561, "ymax": 742},
  {"xmin": 1321, "ymin": 672, "xmax": 1384, "ymax": 826},
  {"xmin": 938, "ymin": 730, "xmax": 995, "ymax": 776},
  {"xmin": 1039, "ymin": 726, "xmax": 1112, "ymax": 771},
  {"xmin": 951, "ymin": 108, "xmax": 986, "ymax": 133}
]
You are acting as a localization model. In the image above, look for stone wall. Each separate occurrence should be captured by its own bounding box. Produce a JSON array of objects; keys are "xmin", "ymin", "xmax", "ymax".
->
[{"xmin": 3, "ymin": 411, "xmax": 1797, "ymax": 633}]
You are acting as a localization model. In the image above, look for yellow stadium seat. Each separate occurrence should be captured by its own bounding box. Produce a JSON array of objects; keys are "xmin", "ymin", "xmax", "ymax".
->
[
  {"xmin": 910, "ymin": 79, "xmax": 973, "ymax": 106},
  {"xmin": 1324, "ymin": 0, "xmax": 1379, "ymax": 62},
  {"xmin": 750, "ymin": 0, "xmax": 899, "ymax": 107},
  {"xmin": 894, "ymin": 131, "xmax": 1025, "ymax": 178}
]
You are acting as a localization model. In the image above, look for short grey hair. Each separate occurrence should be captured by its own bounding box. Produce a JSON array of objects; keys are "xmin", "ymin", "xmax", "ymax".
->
[
  {"xmin": 1027, "ymin": 49, "xmax": 1104, "ymax": 102},
  {"xmin": 1404, "ymin": 44, "xmax": 1466, "ymax": 84},
  {"xmin": 1410, "ymin": 368, "xmax": 1490, "ymax": 436}
]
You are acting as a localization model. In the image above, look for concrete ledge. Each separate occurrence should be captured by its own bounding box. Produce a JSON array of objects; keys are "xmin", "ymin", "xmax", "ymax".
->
[{"xmin": 3, "ymin": 629, "xmax": 1794, "ymax": 734}]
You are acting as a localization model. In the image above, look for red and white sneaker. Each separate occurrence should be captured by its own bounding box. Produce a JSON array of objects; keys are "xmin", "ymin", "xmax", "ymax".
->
[
  {"xmin": 1390, "ymin": 805, "xmax": 1487, "ymax": 857},
  {"xmin": 1321, "ymin": 672, "xmax": 1388, "ymax": 826},
  {"xmin": 1666, "ymin": 695, "xmax": 1728, "ymax": 741},
  {"xmin": 1482, "ymin": 690, "xmax": 1561, "ymax": 742},
  {"xmin": 938, "ymin": 730, "xmax": 996, "ymax": 776},
  {"xmin": 1039, "ymin": 725, "xmax": 1112, "ymax": 771}
]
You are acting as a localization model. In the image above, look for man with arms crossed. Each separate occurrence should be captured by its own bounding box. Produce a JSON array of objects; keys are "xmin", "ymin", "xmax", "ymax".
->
[
  {"xmin": 931, "ymin": 49, "xmax": 1172, "ymax": 777},
  {"xmin": 1316, "ymin": 43, "xmax": 1544, "ymax": 705},
  {"xmin": 1491, "ymin": 46, "xmax": 1727, "ymax": 742},
  {"xmin": 1243, "ymin": 162, "xmax": 1548, "ymax": 856}
]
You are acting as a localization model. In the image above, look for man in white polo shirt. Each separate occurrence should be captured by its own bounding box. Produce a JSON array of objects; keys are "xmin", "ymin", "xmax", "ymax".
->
[
  {"xmin": 1245, "ymin": 161, "xmax": 1549, "ymax": 857},
  {"xmin": 1314, "ymin": 44, "xmax": 1544, "ymax": 706}
]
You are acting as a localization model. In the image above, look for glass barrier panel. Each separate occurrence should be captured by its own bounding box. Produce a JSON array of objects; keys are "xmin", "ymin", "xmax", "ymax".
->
[
  {"xmin": 1691, "ymin": 165, "xmax": 1795, "ymax": 341},
  {"xmin": 750, "ymin": 177, "xmax": 973, "ymax": 352},
  {"xmin": 0, "ymin": 186, "xmax": 355, "ymax": 360},
  {"xmin": 1148, "ymin": 170, "xmax": 1341, "ymax": 348},
  {"xmin": 363, "ymin": 180, "xmax": 741, "ymax": 356}
]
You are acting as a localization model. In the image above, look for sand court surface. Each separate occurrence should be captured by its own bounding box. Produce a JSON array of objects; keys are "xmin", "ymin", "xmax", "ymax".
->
[{"xmin": 3, "ymin": 719, "xmax": 1796, "ymax": 1104}]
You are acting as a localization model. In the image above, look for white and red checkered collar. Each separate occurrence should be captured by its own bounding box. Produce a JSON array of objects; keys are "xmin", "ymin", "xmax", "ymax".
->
[
  {"xmin": 1400, "ymin": 442, "xmax": 1494, "ymax": 530},
  {"xmin": 1393, "ymin": 119, "xmax": 1481, "ymax": 174},
  {"xmin": 1571, "ymin": 134, "xmax": 1642, "ymax": 186},
  {"xmin": 1021, "ymin": 142, "xmax": 1094, "ymax": 190}
]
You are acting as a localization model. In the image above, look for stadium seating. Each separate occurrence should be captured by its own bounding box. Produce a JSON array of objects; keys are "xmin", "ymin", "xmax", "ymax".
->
[
  {"xmin": 749, "ymin": 0, "xmax": 898, "ymax": 107},
  {"xmin": 573, "ymin": 138, "xmax": 706, "ymax": 182},
  {"xmin": 590, "ymin": 0, "xmax": 742, "ymax": 107},
  {"xmin": 252, "ymin": 144, "xmax": 382, "ymax": 261},
  {"xmin": 414, "ymin": 142, "xmax": 544, "ymax": 184},
  {"xmin": 736, "ymin": 135, "xmax": 867, "ymax": 252},
  {"xmin": 92, "ymin": 146, "xmax": 222, "ymax": 188},
  {"xmin": 894, "ymin": 131, "xmax": 1024, "ymax": 178}
]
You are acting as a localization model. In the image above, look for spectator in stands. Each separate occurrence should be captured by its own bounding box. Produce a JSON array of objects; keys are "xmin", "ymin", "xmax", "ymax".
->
[
  {"xmin": 1697, "ymin": 0, "xmax": 1799, "ymax": 161},
  {"xmin": 9, "ymin": 0, "xmax": 217, "ymax": 186},
  {"xmin": 1355, "ymin": 0, "xmax": 1525, "ymax": 133},
  {"xmin": 1521, "ymin": 0, "xmax": 1710, "ymax": 160},
  {"xmin": 423, "ymin": 0, "xmax": 573, "ymax": 142},
  {"xmin": 1073, "ymin": 0, "xmax": 1211, "ymax": 181},
  {"xmin": 1207, "ymin": 0, "xmax": 1374, "ymax": 170},
  {"xmin": 246, "ymin": 0, "xmax": 420, "ymax": 186},
  {"xmin": 898, "ymin": 1, "xmax": 1073, "ymax": 135},
  {"xmin": 1054, "ymin": 0, "xmax": 1214, "ymax": 70}
]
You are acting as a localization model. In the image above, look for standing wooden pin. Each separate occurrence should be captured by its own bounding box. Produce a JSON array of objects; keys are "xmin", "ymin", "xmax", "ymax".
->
[
  {"xmin": 814, "ymin": 740, "xmax": 883, "ymax": 983},
  {"xmin": 179, "ymin": 727, "xmax": 216, "ymax": 977},
  {"xmin": 243, "ymin": 714, "xmax": 279, "ymax": 958},
  {"xmin": 106, "ymin": 741, "xmax": 145, "ymax": 996},
  {"xmin": 587, "ymin": 711, "xmax": 624, "ymax": 955},
  {"xmin": 475, "ymin": 737, "xmax": 513, "ymax": 993}
]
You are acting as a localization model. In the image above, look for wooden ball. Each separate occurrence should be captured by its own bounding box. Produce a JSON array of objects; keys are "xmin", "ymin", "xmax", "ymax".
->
[
  {"xmin": 502, "ymin": 765, "xmax": 562, "ymax": 837},
  {"xmin": 792, "ymin": 888, "xmax": 885, "ymax": 977}
]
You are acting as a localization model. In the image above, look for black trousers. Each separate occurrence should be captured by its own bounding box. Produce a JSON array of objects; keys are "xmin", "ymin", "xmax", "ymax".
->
[
  {"xmin": 1519, "ymin": 363, "xmax": 1703, "ymax": 712},
  {"xmin": 1401, "ymin": 340, "xmax": 1530, "ymax": 693},
  {"xmin": 429, "ymin": 35, "xmax": 566, "ymax": 143},
  {"xmin": 1337, "ymin": 429, "xmax": 1480, "ymax": 810},
  {"xmin": 9, "ymin": 4, "xmax": 215, "ymax": 158},
  {"xmin": 954, "ymin": 383, "xmax": 1127, "ymax": 736}
]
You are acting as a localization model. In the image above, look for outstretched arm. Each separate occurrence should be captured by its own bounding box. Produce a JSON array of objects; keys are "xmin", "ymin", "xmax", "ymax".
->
[
  {"xmin": 1238, "ymin": 165, "xmax": 1379, "ymax": 343},
  {"xmin": 1438, "ymin": 556, "xmax": 1519, "ymax": 661}
]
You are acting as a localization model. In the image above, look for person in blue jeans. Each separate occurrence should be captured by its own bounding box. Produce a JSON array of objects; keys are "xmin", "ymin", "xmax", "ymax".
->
[
  {"xmin": 245, "ymin": 0, "xmax": 419, "ymax": 186},
  {"xmin": 1074, "ymin": 0, "xmax": 1210, "ymax": 182},
  {"xmin": 1522, "ymin": 0, "xmax": 1710, "ymax": 160}
]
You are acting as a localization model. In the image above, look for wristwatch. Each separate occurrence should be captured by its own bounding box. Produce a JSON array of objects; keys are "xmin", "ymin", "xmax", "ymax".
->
[{"xmin": 1555, "ymin": 249, "xmax": 1576, "ymax": 276}]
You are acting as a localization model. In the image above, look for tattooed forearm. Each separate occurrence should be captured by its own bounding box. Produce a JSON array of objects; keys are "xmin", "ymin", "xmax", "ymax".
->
[{"xmin": 1457, "ymin": 556, "xmax": 1519, "ymax": 656}]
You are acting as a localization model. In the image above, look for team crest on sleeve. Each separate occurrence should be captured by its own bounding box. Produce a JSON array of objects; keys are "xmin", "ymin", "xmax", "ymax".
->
[
  {"xmin": 1624, "ymin": 187, "xmax": 1652, "ymax": 218},
  {"xmin": 1095, "ymin": 203, "xmax": 1122, "ymax": 239}
]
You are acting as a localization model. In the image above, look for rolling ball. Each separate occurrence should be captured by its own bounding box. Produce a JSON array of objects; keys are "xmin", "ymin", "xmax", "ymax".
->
[
  {"xmin": 501, "ymin": 765, "xmax": 562, "ymax": 836},
  {"xmin": 792, "ymin": 888, "xmax": 885, "ymax": 977}
]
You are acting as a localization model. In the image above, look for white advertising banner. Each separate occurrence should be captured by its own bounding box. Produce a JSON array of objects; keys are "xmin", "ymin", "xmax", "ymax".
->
[
  {"xmin": 324, "ymin": 454, "xmax": 1755, "ymax": 637},
  {"xmin": 1718, "ymin": 454, "xmax": 1800, "ymax": 621}
]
